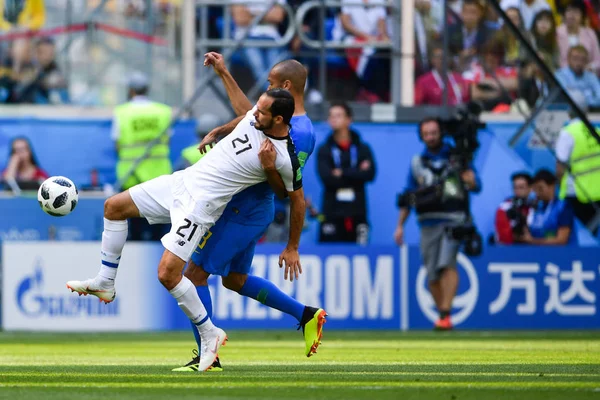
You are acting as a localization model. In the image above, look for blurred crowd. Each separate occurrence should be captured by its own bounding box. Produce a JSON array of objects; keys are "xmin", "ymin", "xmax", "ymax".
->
[
  {"xmin": 5, "ymin": 0, "xmax": 600, "ymax": 107},
  {"xmin": 413, "ymin": 0, "xmax": 600, "ymax": 112},
  {"xmin": 0, "ymin": 0, "xmax": 67, "ymax": 104},
  {"xmin": 191, "ymin": 0, "xmax": 600, "ymax": 108}
]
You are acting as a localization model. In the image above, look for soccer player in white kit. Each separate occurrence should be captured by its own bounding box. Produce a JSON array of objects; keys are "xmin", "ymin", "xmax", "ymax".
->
[{"xmin": 66, "ymin": 89, "xmax": 305, "ymax": 371}]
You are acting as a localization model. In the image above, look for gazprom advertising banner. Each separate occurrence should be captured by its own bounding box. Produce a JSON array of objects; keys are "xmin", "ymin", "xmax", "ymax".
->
[{"xmin": 2, "ymin": 242, "xmax": 599, "ymax": 331}]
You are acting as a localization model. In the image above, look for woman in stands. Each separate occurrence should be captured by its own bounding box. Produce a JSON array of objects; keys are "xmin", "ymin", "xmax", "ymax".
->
[
  {"xmin": 2, "ymin": 136, "xmax": 48, "ymax": 185},
  {"xmin": 494, "ymin": 6, "xmax": 527, "ymax": 67},
  {"xmin": 529, "ymin": 9, "xmax": 560, "ymax": 70}
]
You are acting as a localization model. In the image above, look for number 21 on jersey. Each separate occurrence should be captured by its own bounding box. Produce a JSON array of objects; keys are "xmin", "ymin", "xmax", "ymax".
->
[{"xmin": 231, "ymin": 134, "xmax": 252, "ymax": 155}]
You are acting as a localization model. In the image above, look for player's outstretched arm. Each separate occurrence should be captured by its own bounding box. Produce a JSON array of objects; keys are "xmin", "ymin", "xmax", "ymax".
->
[
  {"xmin": 279, "ymin": 187, "xmax": 305, "ymax": 282},
  {"xmin": 259, "ymin": 140, "xmax": 287, "ymax": 199},
  {"xmin": 204, "ymin": 52, "xmax": 252, "ymax": 116}
]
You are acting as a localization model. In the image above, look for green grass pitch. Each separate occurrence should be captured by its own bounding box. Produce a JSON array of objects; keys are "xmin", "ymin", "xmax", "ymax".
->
[{"xmin": 0, "ymin": 330, "xmax": 599, "ymax": 399}]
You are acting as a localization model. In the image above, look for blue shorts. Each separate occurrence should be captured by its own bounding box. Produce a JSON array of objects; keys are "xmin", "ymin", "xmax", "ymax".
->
[{"xmin": 189, "ymin": 214, "xmax": 267, "ymax": 277}]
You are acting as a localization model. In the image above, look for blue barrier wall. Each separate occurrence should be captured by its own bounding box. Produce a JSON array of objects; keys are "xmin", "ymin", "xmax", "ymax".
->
[{"xmin": 0, "ymin": 118, "xmax": 597, "ymax": 246}]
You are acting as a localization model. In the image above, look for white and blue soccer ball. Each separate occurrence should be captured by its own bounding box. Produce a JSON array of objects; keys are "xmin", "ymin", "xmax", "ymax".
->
[{"xmin": 37, "ymin": 176, "xmax": 79, "ymax": 217}]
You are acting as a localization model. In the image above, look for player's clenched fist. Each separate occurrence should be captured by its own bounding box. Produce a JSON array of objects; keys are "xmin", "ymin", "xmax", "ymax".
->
[
  {"xmin": 279, "ymin": 246, "xmax": 303, "ymax": 282},
  {"xmin": 203, "ymin": 52, "xmax": 227, "ymax": 76}
]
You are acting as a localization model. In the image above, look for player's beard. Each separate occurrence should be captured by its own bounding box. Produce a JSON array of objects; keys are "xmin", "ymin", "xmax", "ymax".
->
[{"xmin": 254, "ymin": 117, "xmax": 274, "ymax": 132}]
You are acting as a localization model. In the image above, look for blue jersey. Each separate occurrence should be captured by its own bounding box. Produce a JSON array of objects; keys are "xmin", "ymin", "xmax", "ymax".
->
[{"xmin": 223, "ymin": 114, "xmax": 316, "ymax": 226}]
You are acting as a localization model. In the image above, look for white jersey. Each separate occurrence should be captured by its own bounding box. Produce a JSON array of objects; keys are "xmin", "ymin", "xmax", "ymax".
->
[{"xmin": 182, "ymin": 108, "xmax": 302, "ymax": 218}]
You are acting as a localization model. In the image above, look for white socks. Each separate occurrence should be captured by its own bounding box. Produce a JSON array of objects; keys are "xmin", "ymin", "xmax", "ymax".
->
[
  {"xmin": 97, "ymin": 218, "xmax": 128, "ymax": 284},
  {"xmin": 169, "ymin": 276, "xmax": 214, "ymax": 333}
]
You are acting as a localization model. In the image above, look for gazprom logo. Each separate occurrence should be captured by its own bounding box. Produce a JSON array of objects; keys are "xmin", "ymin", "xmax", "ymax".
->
[{"xmin": 16, "ymin": 261, "xmax": 119, "ymax": 318}]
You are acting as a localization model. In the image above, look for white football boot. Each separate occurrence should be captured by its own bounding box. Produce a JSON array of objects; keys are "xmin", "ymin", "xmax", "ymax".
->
[
  {"xmin": 66, "ymin": 278, "xmax": 116, "ymax": 304},
  {"xmin": 198, "ymin": 327, "xmax": 228, "ymax": 372}
]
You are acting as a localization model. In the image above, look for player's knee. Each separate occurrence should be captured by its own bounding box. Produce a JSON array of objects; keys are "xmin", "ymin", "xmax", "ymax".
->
[
  {"xmin": 184, "ymin": 262, "xmax": 209, "ymax": 286},
  {"xmin": 104, "ymin": 192, "xmax": 138, "ymax": 221},
  {"xmin": 222, "ymin": 273, "xmax": 247, "ymax": 293},
  {"xmin": 104, "ymin": 195, "xmax": 127, "ymax": 220},
  {"xmin": 157, "ymin": 265, "xmax": 178, "ymax": 289}
]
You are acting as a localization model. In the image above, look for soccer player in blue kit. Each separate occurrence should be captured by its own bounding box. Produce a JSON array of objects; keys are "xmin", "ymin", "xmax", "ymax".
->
[{"xmin": 172, "ymin": 54, "xmax": 327, "ymax": 372}]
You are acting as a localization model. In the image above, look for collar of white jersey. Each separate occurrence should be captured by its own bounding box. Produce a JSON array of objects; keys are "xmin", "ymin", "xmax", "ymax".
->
[{"xmin": 263, "ymin": 126, "xmax": 291, "ymax": 140}]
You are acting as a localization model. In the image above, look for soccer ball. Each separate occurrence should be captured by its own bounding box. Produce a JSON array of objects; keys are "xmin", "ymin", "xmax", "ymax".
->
[{"xmin": 37, "ymin": 176, "xmax": 79, "ymax": 217}]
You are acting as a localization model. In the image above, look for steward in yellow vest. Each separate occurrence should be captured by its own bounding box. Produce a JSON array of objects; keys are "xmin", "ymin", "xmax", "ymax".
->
[
  {"xmin": 112, "ymin": 72, "xmax": 172, "ymax": 190},
  {"xmin": 555, "ymin": 93, "xmax": 600, "ymax": 235}
]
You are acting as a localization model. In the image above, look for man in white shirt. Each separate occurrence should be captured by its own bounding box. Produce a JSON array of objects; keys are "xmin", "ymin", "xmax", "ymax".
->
[{"xmin": 67, "ymin": 89, "xmax": 305, "ymax": 372}]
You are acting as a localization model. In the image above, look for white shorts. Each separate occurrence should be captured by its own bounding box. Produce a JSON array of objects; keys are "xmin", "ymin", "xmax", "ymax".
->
[{"xmin": 128, "ymin": 171, "xmax": 215, "ymax": 261}]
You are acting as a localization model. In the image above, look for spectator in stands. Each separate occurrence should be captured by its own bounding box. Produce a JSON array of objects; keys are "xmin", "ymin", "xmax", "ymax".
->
[
  {"xmin": 518, "ymin": 54, "xmax": 552, "ymax": 109},
  {"xmin": 556, "ymin": 45, "xmax": 600, "ymax": 108},
  {"xmin": 2, "ymin": 136, "xmax": 48, "ymax": 186},
  {"xmin": 0, "ymin": 38, "xmax": 36, "ymax": 103},
  {"xmin": 174, "ymin": 114, "xmax": 222, "ymax": 171},
  {"xmin": 337, "ymin": 0, "xmax": 390, "ymax": 102},
  {"xmin": 0, "ymin": 0, "xmax": 45, "ymax": 31},
  {"xmin": 557, "ymin": 0, "xmax": 600, "ymax": 74},
  {"xmin": 494, "ymin": 172, "xmax": 534, "ymax": 244},
  {"xmin": 529, "ymin": 10, "xmax": 559, "ymax": 70},
  {"xmin": 483, "ymin": 2, "xmax": 502, "ymax": 30},
  {"xmin": 517, "ymin": 169, "xmax": 574, "ymax": 245},
  {"xmin": 448, "ymin": 0, "xmax": 496, "ymax": 72},
  {"xmin": 418, "ymin": 0, "xmax": 444, "ymax": 35},
  {"xmin": 501, "ymin": 0, "xmax": 551, "ymax": 31},
  {"xmin": 432, "ymin": 0, "xmax": 463, "ymax": 27},
  {"xmin": 555, "ymin": 92, "xmax": 600, "ymax": 235},
  {"xmin": 317, "ymin": 102, "xmax": 376, "ymax": 243},
  {"xmin": 30, "ymin": 37, "xmax": 68, "ymax": 104},
  {"xmin": 415, "ymin": 45, "xmax": 470, "ymax": 106},
  {"xmin": 494, "ymin": 6, "xmax": 526, "ymax": 67},
  {"xmin": 464, "ymin": 39, "xmax": 518, "ymax": 111},
  {"xmin": 231, "ymin": 0, "xmax": 287, "ymax": 89},
  {"xmin": 414, "ymin": 0, "xmax": 441, "ymax": 76}
]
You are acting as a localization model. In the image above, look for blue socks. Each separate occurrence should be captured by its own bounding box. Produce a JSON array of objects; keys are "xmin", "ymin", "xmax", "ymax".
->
[
  {"xmin": 191, "ymin": 276, "xmax": 306, "ymax": 352},
  {"xmin": 191, "ymin": 285, "xmax": 213, "ymax": 351},
  {"xmin": 240, "ymin": 275, "xmax": 305, "ymax": 322}
]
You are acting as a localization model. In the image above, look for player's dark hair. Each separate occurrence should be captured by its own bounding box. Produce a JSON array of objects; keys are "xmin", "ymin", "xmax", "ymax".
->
[
  {"xmin": 272, "ymin": 59, "xmax": 307, "ymax": 94},
  {"xmin": 532, "ymin": 168, "xmax": 557, "ymax": 185},
  {"xmin": 330, "ymin": 102, "xmax": 353, "ymax": 119},
  {"xmin": 266, "ymin": 88, "xmax": 295, "ymax": 126},
  {"xmin": 511, "ymin": 171, "xmax": 532, "ymax": 185},
  {"xmin": 417, "ymin": 116, "xmax": 442, "ymax": 140},
  {"xmin": 9, "ymin": 136, "xmax": 40, "ymax": 167}
]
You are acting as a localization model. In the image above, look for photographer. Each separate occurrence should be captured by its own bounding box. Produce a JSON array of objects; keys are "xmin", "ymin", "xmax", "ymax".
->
[
  {"xmin": 517, "ymin": 169, "xmax": 574, "ymax": 246},
  {"xmin": 394, "ymin": 117, "xmax": 481, "ymax": 331},
  {"xmin": 494, "ymin": 172, "xmax": 534, "ymax": 244}
]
